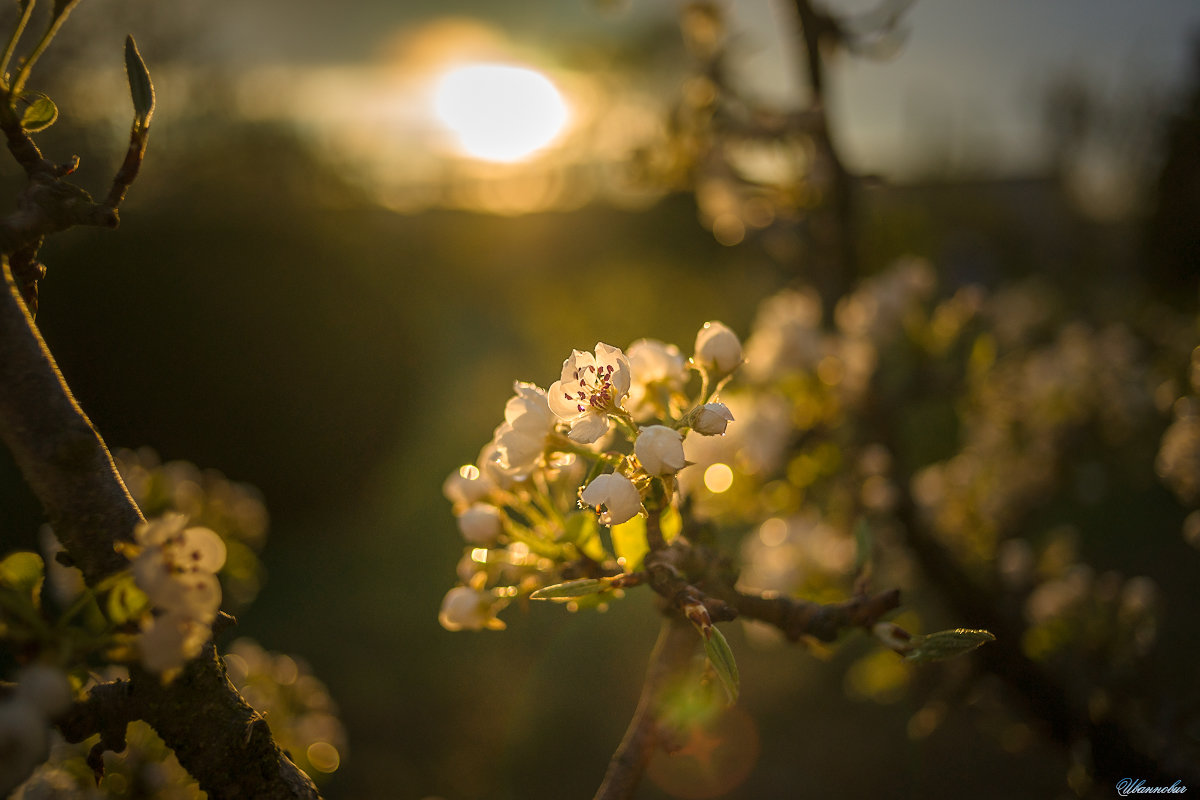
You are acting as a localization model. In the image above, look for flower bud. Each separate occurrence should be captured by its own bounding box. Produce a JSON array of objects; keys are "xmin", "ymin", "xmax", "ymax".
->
[
  {"xmin": 439, "ymin": 586, "xmax": 497, "ymax": 631},
  {"xmin": 443, "ymin": 465, "xmax": 491, "ymax": 507},
  {"xmin": 456, "ymin": 503, "xmax": 503, "ymax": 545},
  {"xmin": 690, "ymin": 402, "xmax": 734, "ymax": 435},
  {"xmin": 581, "ymin": 473, "xmax": 642, "ymax": 525},
  {"xmin": 634, "ymin": 425, "xmax": 687, "ymax": 475},
  {"xmin": 694, "ymin": 321, "xmax": 743, "ymax": 374}
]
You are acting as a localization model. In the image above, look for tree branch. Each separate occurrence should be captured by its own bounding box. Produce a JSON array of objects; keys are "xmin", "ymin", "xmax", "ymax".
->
[
  {"xmin": 0, "ymin": 258, "xmax": 139, "ymax": 584},
  {"xmin": 0, "ymin": 257, "xmax": 322, "ymax": 799},
  {"xmin": 593, "ymin": 615, "xmax": 697, "ymax": 800},
  {"xmin": 730, "ymin": 588, "xmax": 901, "ymax": 642}
]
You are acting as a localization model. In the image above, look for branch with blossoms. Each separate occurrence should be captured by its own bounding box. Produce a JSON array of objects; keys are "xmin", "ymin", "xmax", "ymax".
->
[
  {"xmin": 0, "ymin": 7, "xmax": 328, "ymax": 796},
  {"xmin": 440, "ymin": 321, "xmax": 992, "ymax": 799}
]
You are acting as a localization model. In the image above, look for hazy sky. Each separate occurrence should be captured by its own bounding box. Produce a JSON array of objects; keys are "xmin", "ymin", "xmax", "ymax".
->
[{"xmin": 207, "ymin": 0, "xmax": 1200, "ymax": 180}]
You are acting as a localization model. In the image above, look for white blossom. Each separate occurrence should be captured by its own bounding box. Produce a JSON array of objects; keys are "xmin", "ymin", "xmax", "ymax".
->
[
  {"xmin": 439, "ymin": 586, "xmax": 503, "ymax": 631},
  {"xmin": 492, "ymin": 382, "xmax": 557, "ymax": 476},
  {"xmin": 694, "ymin": 321, "xmax": 743, "ymax": 374},
  {"xmin": 0, "ymin": 698, "xmax": 49, "ymax": 796},
  {"xmin": 581, "ymin": 473, "xmax": 642, "ymax": 525},
  {"xmin": 690, "ymin": 402, "xmax": 734, "ymax": 435},
  {"xmin": 634, "ymin": 425, "xmax": 687, "ymax": 475},
  {"xmin": 548, "ymin": 343, "xmax": 631, "ymax": 443},
  {"xmin": 137, "ymin": 611, "xmax": 211, "ymax": 675},
  {"xmin": 131, "ymin": 517, "xmax": 225, "ymax": 624},
  {"xmin": 626, "ymin": 339, "xmax": 689, "ymax": 421},
  {"xmin": 456, "ymin": 503, "xmax": 504, "ymax": 545},
  {"xmin": 126, "ymin": 514, "xmax": 227, "ymax": 677},
  {"xmin": 12, "ymin": 665, "xmax": 71, "ymax": 719}
]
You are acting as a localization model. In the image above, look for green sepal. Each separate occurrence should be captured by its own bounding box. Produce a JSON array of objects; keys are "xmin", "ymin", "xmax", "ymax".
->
[
  {"xmin": 0, "ymin": 551, "xmax": 44, "ymax": 602},
  {"xmin": 105, "ymin": 575, "xmax": 149, "ymax": 626},
  {"xmin": 904, "ymin": 628, "xmax": 995, "ymax": 663},
  {"xmin": 124, "ymin": 34, "xmax": 155, "ymax": 130},
  {"xmin": 530, "ymin": 577, "xmax": 612, "ymax": 601},
  {"xmin": 702, "ymin": 625, "xmax": 739, "ymax": 703},
  {"xmin": 16, "ymin": 91, "xmax": 57, "ymax": 132}
]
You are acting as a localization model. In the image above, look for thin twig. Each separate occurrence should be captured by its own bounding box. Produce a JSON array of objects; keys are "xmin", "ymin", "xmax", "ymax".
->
[
  {"xmin": 593, "ymin": 616, "xmax": 697, "ymax": 800},
  {"xmin": 730, "ymin": 588, "xmax": 901, "ymax": 642}
]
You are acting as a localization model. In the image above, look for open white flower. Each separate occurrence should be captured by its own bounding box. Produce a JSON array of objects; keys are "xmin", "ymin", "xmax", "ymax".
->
[
  {"xmin": 635, "ymin": 425, "xmax": 687, "ymax": 475},
  {"xmin": 690, "ymin": 402, "xmax": 735, "ymax": 435},
  {"xmin": 131, "ymin": 514, "xmax": 226, "ymax": 624},
  {"xmin": 127, "ymin": 514, "xmax": 227, "ymax": 677},
  {"xmin": 493, "ymin": 381, "xmax": 557, "ymax": 476},
  {"xmin": 694, "ymin": 321, "xmax": 743, "ymax": 374},
  {"xmin": 580, "ymin": 472, "xmax": 642, "ymax": 525},
  {"xmin": 626, "ymin": 338, "xmax": 689, "ymax": 421},
  {"xmin": 548, "ymin": 343, "xmax": 631, "ymax": 443}
]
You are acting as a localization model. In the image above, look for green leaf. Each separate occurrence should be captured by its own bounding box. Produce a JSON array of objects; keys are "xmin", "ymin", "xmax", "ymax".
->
[
  {"xmin": 854, "ymin": 517, "xmax": 873, "ymax": 572},
  {"xmin": 16, "ymin": 91, "xmax": 57, "ymax": 132},
  {"xmin": 124, "ymin": 34, "xmax": 155, "ymax": 129},
  {"xmin": 904, "ymin": 628, "xmax": 996, "ymax": 663},
  {"xmin": 105, "ymin": 575, "xmax": 149, "ymax": 626},
  {"xmin": 530, "ymin": 578, "xmax": 611, "ymax": 601},
  {"xmin": 611, "ymin": 515, "xmax": 648, "ymax": 572},
  {"xmin": 703, "ymin": 625, "xmax": 739, "ymax": 703},
  {"xmin": 0, "ymin": 551, "xmax": 44, "ymax": 598}
]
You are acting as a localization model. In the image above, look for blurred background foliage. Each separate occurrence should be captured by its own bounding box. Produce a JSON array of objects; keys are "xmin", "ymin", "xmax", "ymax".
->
[{"xmin": 2, "ymin": 0, "xmax": 1199, "ymax": 798}]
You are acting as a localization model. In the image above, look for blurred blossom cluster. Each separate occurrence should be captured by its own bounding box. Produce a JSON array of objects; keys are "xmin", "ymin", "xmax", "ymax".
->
[
  {"xmin": 122, "ymin": 514, "xmax": 226, "ymax": 678},
  {"xmin": 222, "ymin": 639, "xmax": 347, "ymax": 781},
  {"xmin": 1156, "ymin": 346, "xmax": 1200, "ymax": 552},
  {"xmin": 15, "ymin": 678, "xmax": 204, "ymax": 800},
  {"xmin": 441, "ymin": 323, "xmax": 742, "ymax": 630},
  {"xmin": 915, "ymin": 320, "xmax": 1153, "ymax": 564},
  {"xmin": 116, "ymin": 448, "xmax": 268, "ymax": 610},
  {"xmin": 0, "ymin": 666, "xmax": 72, "ymax": 795},
  {"xmin": 620, "ymin": 252, "xmax": 1197, "ymax": 766},
  {"xmin": 2, "ymin": 453, "xmax": 346, "ymax": 796},
  {"xmin": 10, "ymin": 641, "xmax": 345, "ymax": 797}
]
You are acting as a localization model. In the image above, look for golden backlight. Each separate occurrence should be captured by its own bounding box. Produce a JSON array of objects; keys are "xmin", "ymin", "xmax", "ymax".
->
[{"xmin": 432, "ymin": 63, "xmax": 569, "ymax": 163}]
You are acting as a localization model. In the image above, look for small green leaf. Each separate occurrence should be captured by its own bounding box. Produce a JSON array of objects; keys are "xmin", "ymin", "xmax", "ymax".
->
[
  {"xmin": 124, "ymin": 34, "xmax": 155, "ymax": 129},
  {"xmin": 703, "ymin": 625, "xmax": 739, "ymax": 703},
  {"xmin": 105, "ymin": 575, "xmax": 149, "ymax": 626},
  {"xmin": 16, "ymin": 92, "xmax": 57, "ymax": 132},
  {"xmin": 904, "ymin": 628, "xmax": 995, "ymax": 663},
  {"xmin": 854, "ymin": 517, "xmax": 873, "ymax": 572},
  {"xmin": 530, "ymin": 578, "xmax": 611, "ymax": 601},
  {"xmin": 611, "ymin": 515, "xmax": 648, "ymax": 572},
  {"xmin": 0, "ymin": 551, "xmax": 44, "ymax": 598}
]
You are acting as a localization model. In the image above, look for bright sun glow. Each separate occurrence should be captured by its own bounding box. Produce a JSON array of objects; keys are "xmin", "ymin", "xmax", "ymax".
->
[{"xmin": 432, "ymin": 63, "xmax": 569, "ymax": 163}]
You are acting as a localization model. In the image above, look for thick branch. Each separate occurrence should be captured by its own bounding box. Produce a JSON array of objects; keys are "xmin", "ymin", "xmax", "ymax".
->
[
  {"xmin": 0, "ymin": 258, "xmax": 139, "ymax": 584},
  {"xmin": 594, "ymin": 616, "xmax": 697, "ymax": 800},
  {"xmin": 0, "ymin": 258, "xmax": 321, "ymax": 799}
]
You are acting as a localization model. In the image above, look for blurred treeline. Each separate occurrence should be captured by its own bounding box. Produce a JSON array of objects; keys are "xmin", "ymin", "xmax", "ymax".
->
[{"xmin": 2, "ymin": 6, "xmax": 1199, "ymax": 800}]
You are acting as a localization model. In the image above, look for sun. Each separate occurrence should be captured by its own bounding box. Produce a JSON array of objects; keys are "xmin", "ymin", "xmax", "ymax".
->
[{"xmin": 431, "ymin": 62, "xmax": 569, "ymax": 163}]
